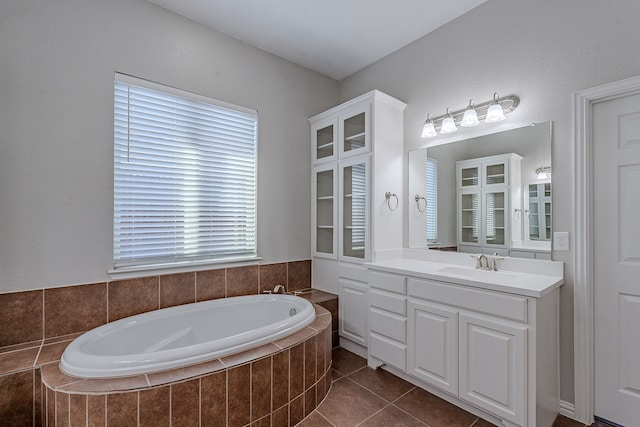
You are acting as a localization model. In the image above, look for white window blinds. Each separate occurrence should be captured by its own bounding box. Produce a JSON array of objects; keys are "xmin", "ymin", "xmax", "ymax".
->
[
  {"xmin": 426, "ymin": 158, "xmax": 438, "ymax": 243},
  {"xmin": 113, "ymin": 74, "xmax": 257, "ymax": 269}
]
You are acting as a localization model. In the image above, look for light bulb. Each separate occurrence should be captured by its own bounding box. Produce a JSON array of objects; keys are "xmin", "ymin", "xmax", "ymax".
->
[
  {"xmin": 440, "ymin": 108, "xmax": 457, "ymax": 134},
  {"xmin": 485, "ymin": 93, "xmax": 505, "ymax": 123},
  {"xmin": 536, "ymin": 167, "xmax": 549, "ymax": 180},
  {"xmin": 440, "ymin": 116, "xmax": 457, "ymax": 134},
  {"xmin": 421, "ymin": 121, "xmax": 437, "ymax": 138},
  {"xmin": 460, "ymin": 101, "xmax": 479, "ymax": 127}
]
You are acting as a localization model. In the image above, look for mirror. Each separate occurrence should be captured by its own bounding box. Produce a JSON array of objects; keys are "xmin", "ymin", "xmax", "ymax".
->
[{"xmin": 408, "ymin": 122, "xmax": 552, "ymax": 259}]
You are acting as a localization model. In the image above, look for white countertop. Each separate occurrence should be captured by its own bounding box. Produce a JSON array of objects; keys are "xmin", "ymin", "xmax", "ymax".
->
[{"xmin": 366, "ymin": 257, "xmax": 563, "ymax": 298}]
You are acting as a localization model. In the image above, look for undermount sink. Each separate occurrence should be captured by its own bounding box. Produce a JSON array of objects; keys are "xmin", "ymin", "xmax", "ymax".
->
[{"xmin": 437, "ymin": 266, "xmax": 518, "ymax": 281}]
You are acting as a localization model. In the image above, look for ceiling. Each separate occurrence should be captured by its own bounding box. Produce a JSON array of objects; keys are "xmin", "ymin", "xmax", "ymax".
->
[{"xmin": 147, "ymin": 0, "xmax": 487, "ymax": 81}]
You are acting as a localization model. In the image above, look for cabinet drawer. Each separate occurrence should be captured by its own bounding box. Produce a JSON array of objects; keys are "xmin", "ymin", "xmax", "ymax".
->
[
  {"xmin": 369, "ymin": 271, "xmax": 406, "ymax": 294},
  {"xmin": 370, "ymin": 289, "xmax": 406, "ymax": 315},
  {"xmin": 408, "ymin": 278, "xmax": 528, "ymax": 323},
  {"xmin": 369, "ymin": 332, "xmax": 406, "ymax": 370},
  {"xmin": 370, "ymin": 308, "xmax": 406, "ymax": 343},
  {"xmin": 339, "ymin": 263, "xmax": 368, "ymax": 282}
]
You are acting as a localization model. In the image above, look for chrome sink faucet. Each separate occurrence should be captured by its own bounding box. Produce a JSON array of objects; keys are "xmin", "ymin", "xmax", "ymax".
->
[
  {"xmin": 474, "ymin": 253, "xmax": 505, "ymax": 271},
  {"xmin": 475, "ymin": 254, "xmax": 489, "ymax": 270}
]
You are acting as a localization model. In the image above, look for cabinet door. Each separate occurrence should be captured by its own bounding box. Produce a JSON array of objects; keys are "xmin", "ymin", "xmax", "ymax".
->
[
  {"xmin": 483, "ymin": 159, "xmax": 508, "ymax": 187},
  {"xmin": 458, "ymin": 190, "xmax": 481, "ymax": 246},
  {"xmin": 407, "ymin": 299, "xmax": 458, "ymax": 395},
  {"xmin": 312, "ymin": 118, "xmax": 338, "ymax": 164},
  {"xmin": 459, "ymin": 313, "xmax": 527, "ymax": 426},
  {"xmin": 312, "ymin": 164, "xmax": 338, "ymax": 258},
  {"xmin": 339, "ymin": 279, "xmax": 368, "ymax": 346},
  {"xmin": 340, "ymin": 156, "xmax": 370, "ymax": 261},
  {"xmin": 458, "ymin": 164, "xmax": 480, "ymax": 189},
  {"xmin": 483, "ymin": 190, "xmax": 508, "ymax": 247},
  {"xmin": 339, "ymin": 104, "xmax": 370, "ymax": 159}
]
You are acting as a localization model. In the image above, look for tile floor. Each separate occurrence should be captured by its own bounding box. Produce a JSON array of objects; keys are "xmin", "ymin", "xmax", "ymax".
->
[{"xmin": 298, "ymin": 348, "xmax": 611, "ymax": 427}]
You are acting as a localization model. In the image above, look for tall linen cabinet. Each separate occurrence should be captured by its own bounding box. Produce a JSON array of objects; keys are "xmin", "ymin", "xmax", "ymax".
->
[{"xmin": 309, "ymin": 90, "xmax": 406, "ymax": 355}]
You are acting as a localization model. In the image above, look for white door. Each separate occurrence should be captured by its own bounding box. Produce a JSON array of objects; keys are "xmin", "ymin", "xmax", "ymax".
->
[{"xmin": 593, "ymin": 92, "xmax": 640, "ymax": 426}]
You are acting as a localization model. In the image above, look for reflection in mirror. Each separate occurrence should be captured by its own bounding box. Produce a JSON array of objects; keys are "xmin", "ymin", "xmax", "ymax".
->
[
  {"xmin": 408, "ymin": 122, "xmax": 552, "ymax": 260},
  {"xmin": 526, "ymin": 182, "xmax": 552, "ymax": 240}
]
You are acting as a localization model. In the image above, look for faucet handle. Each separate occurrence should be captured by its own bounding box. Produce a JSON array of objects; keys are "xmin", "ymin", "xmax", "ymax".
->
[{"xmin": 488, "ymin": 255, "xmax": 505, "ymax": 271}]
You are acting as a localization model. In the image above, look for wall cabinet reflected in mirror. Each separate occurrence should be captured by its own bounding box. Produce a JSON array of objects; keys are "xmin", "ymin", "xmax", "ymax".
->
[
  {"xmin": 408, "ymin": 122, "xmax": 552, "ymax": 260},
  {"xmin": 526, "ymin": 182, "xmax": 552, "ymax": 241}
]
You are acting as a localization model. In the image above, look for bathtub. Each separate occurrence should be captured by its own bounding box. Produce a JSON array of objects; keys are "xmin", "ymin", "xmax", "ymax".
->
[{"xmin": 60, "ymin": 294, "xmax": 315, "ymax": 378}]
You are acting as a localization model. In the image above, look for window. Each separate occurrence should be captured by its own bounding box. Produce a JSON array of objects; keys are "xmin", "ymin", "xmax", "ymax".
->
[
  {"xmin": 113, "ymin": 74, "xmax": 257, "ymax": 271},
  {"xmin": 426, "ymin": 157, "xmax": 438, "ymax": 243}
]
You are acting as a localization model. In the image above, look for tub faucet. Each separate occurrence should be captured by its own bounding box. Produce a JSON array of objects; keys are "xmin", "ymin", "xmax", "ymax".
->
[{"xmin": 273, "ymin": 284, "xmax": 286, "ymax": 294}]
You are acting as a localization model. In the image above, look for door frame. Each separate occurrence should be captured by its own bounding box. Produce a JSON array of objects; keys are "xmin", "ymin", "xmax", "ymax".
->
[{"xmin": 573, "ymin": 74, "xmax": 640, "ymax": 424}]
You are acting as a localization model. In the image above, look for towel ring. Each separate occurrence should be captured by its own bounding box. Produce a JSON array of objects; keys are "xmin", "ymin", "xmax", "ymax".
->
[
  {"xmin": 385, "ymin": 192, "xmax": 399, "ymax": 211},
  {"xmin": 415, "ymin": 194, "xmax": 427, "ymax": 213}
]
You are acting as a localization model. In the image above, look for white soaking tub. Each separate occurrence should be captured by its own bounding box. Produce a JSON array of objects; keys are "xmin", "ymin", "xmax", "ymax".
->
[{"xmin": 60, "ymin": 294, "xmax": 315, "ymax": 378}]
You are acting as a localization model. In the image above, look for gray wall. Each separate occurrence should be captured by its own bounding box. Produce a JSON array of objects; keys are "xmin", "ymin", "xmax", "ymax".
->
[
  {"xmin": 0, "ymin": 0, "xmax": 339, "ymax": 292},
  {"xmin": 339, "ymin": 0, "xmax": 640, "ymax": 405}
]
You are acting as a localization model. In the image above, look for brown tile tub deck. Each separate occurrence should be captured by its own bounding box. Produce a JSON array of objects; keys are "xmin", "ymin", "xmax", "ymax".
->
[{"xmin": 39, "ymin": 304, "xmax": 332, "ymax": 427}]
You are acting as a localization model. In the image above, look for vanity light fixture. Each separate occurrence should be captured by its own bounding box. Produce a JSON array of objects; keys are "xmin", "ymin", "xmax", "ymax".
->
[
  {"xmin": 421, "ymin": 114, "xmax": 437, "ymax": 138},
  {"xmin": 440, "ymin": 108, "xmax": 458, "ymax": 134},
  {"xmin": 460, "ymin": 100, "xmax": 479, "ymax": 127},
  {"xmin": 536, "ymin": 166, "xmax": 551, "ymax": 180},
  {"xmin": 420, "ymin": 93, "xmax": 519, "ymax": 138}
]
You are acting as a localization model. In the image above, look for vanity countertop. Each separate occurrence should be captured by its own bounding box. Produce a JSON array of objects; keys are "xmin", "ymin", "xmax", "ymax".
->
[{"xmin": 366, "ymin": 257, "xmax": 563, "ymax": 298}]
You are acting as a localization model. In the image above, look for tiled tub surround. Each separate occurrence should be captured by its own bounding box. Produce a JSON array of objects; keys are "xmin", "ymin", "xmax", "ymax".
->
[
  {"xmin": 41, "ymin": 304, "xmax": 332, "ymax": 427},
  {"xmin": 0, "ymin": 260, "xmax": 315, "ymax": 426},
  {"xmin": 294, "ymin": 289, "xmax": 339, "ymax": 349}
]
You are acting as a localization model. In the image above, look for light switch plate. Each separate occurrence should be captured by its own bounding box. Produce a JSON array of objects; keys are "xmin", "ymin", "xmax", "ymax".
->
[{"xmin": 553, "ymin": 231, "xmax": 570, "ymax": 251}]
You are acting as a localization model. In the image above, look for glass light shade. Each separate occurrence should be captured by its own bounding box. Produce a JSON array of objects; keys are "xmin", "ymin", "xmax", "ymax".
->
[
  {"xmin": 440, "ymin": 116, "xmax": 457, "ymax": 134},
  {"xmin": 485, "ymin": 103, "xmax": 506, "ymax": 122},
  {"xmin": 421, "ymin": 121, "xmax": 437, "ymax": 138},
  {"xmin": 460, "ymin": 108, "xmax": 479, "ymax": 127},
  {"xmin": 537, "ymin": 170, "xmax": 548, "ymax": 180}
]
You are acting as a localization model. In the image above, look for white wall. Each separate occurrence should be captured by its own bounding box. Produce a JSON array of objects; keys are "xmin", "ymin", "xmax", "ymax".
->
[
  {"xmin": 0, "ymin": 0, "xmax": 339, "ymax": 293},
  {"xmin": 339, "ymin": 0, "xmax": 640, "ymax": 405}
]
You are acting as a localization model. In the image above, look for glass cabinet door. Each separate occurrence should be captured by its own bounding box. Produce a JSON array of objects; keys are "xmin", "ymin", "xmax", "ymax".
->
[
  {"xmin": 459, "ymin": 191, "xmax": 480, "ymax": 245},
  {"xmin": 341, "ymin": 158, "xmax": 369, "ymax": 260},
  {"xmin": 527, "ymin": 185, "xmax": 540, "ymax": 239},
  {"xmin": 312, "ymin": 119, "xmax": 337, "ymax": 164},
  {"xmin": 313, "ymin": 165, "xmax": 337, "ymax": 258},
  {"xmin": 484, "ymin": 161, "xmax": 506, "ymax": 185},
  {"xmin": 484, "ymin": 191, "xmax": 506, "ymax": 246},
  {"xmin": 543, "ymin": 183, "xmax": 552, "ymax": 240},
  {"xmin": 460, "ymin": 166, "xmax": 480, "ymax": 188},
  {"xmin": 527, "ymin": 183, "xmax": 552, "ymax": 240},
  {"xmin": 340, "ymin": 105, "xmax": 370, "ymax": 158}
]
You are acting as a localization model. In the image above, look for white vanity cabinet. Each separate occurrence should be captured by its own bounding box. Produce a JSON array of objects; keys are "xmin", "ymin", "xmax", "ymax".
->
[
  {"xmin": 310, "ymin": 90, "xmax": 406, "ymax": 356},
  {"xmin": 366, "ymin": 265, "xmax": 560, "ymax": 427}
]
